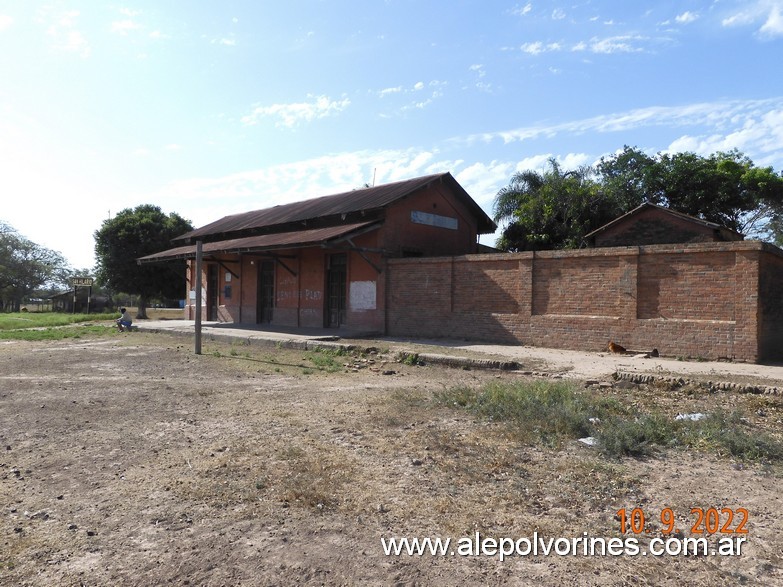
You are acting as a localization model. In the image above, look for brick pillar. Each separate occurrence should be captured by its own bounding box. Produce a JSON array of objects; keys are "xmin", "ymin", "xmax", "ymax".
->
[
  {"xmin": 519, "ymin": 254, "xmax": 533, "ymax": 319},
  {"xmin": 733, "ymin": 250, "xmax": 761, "ymax": 362},
  {"xmin": 619, "ymin": 252, "xmax": 638, "ymax": 321}
]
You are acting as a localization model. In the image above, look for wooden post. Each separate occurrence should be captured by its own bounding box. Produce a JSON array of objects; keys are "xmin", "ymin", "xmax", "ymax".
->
[{"xmin": 195, "ymin": 240, "xmax": 203, "ymax": 355}]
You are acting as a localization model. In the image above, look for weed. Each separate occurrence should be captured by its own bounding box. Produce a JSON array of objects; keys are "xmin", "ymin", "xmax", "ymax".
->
[
  {"xmin": 598, "ymin": 409, "xmax": 783, "ymax": 462},
  {"xmin": 597, "ymin": 413, "xmax": 677, "ymax": 458},
  {"xmin": 679, "ymin": 410, "xmax": 783, "ymax": 462},
  {"xmin": 437, "ymin": 380, "xmax": 783, "ymax": 464},
  {"xmin": 306, "ymin": 350, "xmax": 343, "ymax": 372},
  {"xmin": 397, "ymin": 351, "xmax": 420, "ymax": 366},
  {"xmin": 435, "ymin": 380, "xmax": 611, "ymax": 448}
]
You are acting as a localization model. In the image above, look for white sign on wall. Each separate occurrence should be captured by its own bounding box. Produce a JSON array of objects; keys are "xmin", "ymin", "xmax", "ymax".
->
[{"xmin": 350, "ymin": 281, "xmax": 376, "ymax": 310}]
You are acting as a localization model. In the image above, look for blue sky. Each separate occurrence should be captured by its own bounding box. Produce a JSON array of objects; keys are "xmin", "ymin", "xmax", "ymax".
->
[{"xmin": 1, "ymin": 1, "xmax": 782, "ymax": 270}]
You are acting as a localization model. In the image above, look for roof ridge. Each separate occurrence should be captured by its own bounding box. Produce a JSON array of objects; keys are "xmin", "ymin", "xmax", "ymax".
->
[{"xmin": 174, "ymin": 172, "xmax": 455, "ymax": 242}]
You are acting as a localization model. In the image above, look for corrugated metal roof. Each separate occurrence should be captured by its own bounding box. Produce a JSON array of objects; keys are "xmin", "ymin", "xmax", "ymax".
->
[
  {"xmin": 174, "ymin": 172, "xmax": 496, "ymax": 242},
  {"xmin": 139, "ymin": 221, "xmax": 379, "ymax": 263}
]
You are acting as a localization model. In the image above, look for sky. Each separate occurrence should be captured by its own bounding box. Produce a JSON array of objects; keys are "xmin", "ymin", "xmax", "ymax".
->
[{"xmin": 1, "ymin": 0, "xmax": 783, "ymax": 270}]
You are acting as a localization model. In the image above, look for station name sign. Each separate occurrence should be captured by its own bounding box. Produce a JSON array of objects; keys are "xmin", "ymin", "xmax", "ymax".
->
[{"xmin": 71, "ymin": 277, "xmax": 94, "ymax": 287}]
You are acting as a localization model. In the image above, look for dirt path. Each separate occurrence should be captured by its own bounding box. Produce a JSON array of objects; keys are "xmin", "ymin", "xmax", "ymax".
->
[{"xmin": 1, "ymin": 333, "xmax": 781, "ymax": 586}]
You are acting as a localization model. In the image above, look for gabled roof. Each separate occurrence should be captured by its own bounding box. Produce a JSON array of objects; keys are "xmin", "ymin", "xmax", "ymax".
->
[
  {"xmin": 139, "ymin": 221, "xmax": 380, "ymax": 264},
  {"xmin": 583, "ymin": 202, "xmax": 744, "ymax": 241},
  {"xmin": 174, "ymin": 172, "xmax": 496, "ymax": 244}
]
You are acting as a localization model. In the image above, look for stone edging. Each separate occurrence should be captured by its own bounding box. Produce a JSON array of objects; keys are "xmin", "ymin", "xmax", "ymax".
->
[{"xmin": 614, "ymin": 371, "xmax": 781, "ymax": 395}]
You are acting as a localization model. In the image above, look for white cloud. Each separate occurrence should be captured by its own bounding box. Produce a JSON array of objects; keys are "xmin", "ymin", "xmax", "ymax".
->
[
  {"xmin": 241, "ymin": 95, "xmax": 351, "ymax": 128},
  {"xmin": 520, "ymin": 41, "xmax": 562, "ymax": 54},
  {"xmin": 521, "ymin": 41, "xmax": 543, "ymax": 54},
  {"xmin": 111, "ymin": 19, "xmax": 140, "ymax": 35},
  {"xmin": 667, "ymin": 108, "xmax": 783, "ymax": 157},
  {"xmin": 760, "ymin": 3, "xmax": 783, "ymax": 37},
  {"xmin": 38, "ymin": 7, "xmax": 90, "ymax": 57},
  {"xmin": 722, "ymin": 1, "xmax": 783, "ymax": 38},
  {"xmin": 0, "ymin": 14, "xmax": 13, "ymax": 31},
  {"xmin": 552, "ymin": 8, "xmax": 566, "ymax": 20},
  {"xmin": 585, "ymin": 35, "xmax": 646, "ymax": 54},
  {"xmin": 459, "ymin": 98, "xmax": 783, "ymax": 150},
  {"xmin": 512, "ymin": 3, "xmax": 532, "ymax": 17},
  {"xmin": 379, "ymin": 86, "xmax": 403, "ymax": 97},
  {"xmin": 154, "ymin": 149, "xmax": 444, "ymax": 213},
  {"xmin": 675, "ymin": 11, "xmax": 699, "ymax": 24}
]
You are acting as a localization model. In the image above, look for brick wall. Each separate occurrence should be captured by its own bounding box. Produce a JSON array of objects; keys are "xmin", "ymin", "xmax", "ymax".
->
[{"xmin": 387, "ymin": 241, "xmax": 783, "ymax": 363}]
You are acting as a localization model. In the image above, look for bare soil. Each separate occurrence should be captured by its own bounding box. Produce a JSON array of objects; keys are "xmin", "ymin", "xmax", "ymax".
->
[{"xmin": 1, "ymin": 332, "xmax": 782, "ymax": 586}]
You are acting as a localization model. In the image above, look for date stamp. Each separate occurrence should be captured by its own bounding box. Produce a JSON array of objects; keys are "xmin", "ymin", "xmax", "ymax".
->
[{"xmin": 616, "ymin": 507, "xmax": 749, "ymax": 535}]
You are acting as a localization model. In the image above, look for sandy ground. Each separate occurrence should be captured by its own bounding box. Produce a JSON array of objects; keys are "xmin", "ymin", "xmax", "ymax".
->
[{"xmin": 1, "ymin": 330, "xmax": 782, "ymax": 586}]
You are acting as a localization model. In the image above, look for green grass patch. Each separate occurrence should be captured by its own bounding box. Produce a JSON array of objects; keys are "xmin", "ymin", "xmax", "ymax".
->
[
  {"xmin": 597, "ymin": 410, "xmax": 783, "ymax": 462},
  {"xmin": 305, "ymin": 346, "xmax": 347, "ymax": 372},
  {"xmin": 0, "ymin": 312, "xmax": 108, "ymax": 330},
  {"xmin": 436, "ymin": 380, "xmax": 783, "ymax": 464},
  {"xmin": 435, "ymin": 380, "xmax": 623, "ymax": 448},
  {"xmin": 0, "ymin": 325, "xmax": 112, "ymax": 341}
]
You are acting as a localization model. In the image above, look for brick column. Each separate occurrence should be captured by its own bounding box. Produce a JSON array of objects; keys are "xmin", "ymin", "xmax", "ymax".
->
[{"xmin": 733, "ymin": 249, "xmax": 761, "ymax": 362}]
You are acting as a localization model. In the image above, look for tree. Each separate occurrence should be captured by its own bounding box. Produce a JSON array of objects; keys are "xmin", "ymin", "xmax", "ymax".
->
[
  {"xmin": 94, "ymin": 205, "xmax": 192, "ymax": 319},
  {"xmin": 495, "ymin": 148, "xmax": 783, "ymax": 251},
  {"xmin": 0, "ymin": 222, "xmax": 71, "ymax": 311},
  {"xmin": 595, "ymin": 146, "xmax": 659, "ymax": 210},
  {"xmin": 493, "ymin": 158, "xmax": 616, "ymax": 251}
]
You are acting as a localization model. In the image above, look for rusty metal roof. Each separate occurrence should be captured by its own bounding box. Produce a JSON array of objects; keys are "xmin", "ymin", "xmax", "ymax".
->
[
  {"xmin": 139, "ymin": 221, "xmax": 379, "ymax": 263},
  {"xmin": 174, "ymin": 172, "xmax": 496, "ymax": 243}
]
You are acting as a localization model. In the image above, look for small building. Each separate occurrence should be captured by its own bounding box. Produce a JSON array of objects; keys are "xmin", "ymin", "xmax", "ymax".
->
[
  {"xmin": 49, "ymin": 290, "xmax": 112, "ymax": 313},
  {"xmin": 140, "ymin": 173, "xmax": 496, "ymax": 334},
  {"xmin": 583, "ymin": 202, "xmax": 744, "ymax": 248}
]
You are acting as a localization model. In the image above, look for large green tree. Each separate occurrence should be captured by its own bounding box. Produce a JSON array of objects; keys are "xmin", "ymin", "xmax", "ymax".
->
[
  {"xmin": 0, "ymin": 222, "xmax": 71, "ymax": 311},
  {"xmin": 94, "ymin": 205, "xmax": 192, "ymax": 318},
  {"xmin": 648, "ymin": 150, "xmax": 783, "ymax": 237},
  {"xmin": 495, "ymin": 148, "xmax": 783, "ymax": 251},
  {"xmin": 494, "ymin": 158, "xmax": 618, "ymax": 251}
]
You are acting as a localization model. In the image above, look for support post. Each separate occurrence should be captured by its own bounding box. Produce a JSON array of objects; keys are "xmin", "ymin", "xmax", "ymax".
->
[{"xmin": 195, "ymin": 240, "xmax": 203, "ymax": 355}]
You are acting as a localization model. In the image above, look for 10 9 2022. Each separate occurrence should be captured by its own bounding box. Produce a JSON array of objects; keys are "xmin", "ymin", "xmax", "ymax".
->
[{"xmin": 616, "ymin": 507, "xmax": 749, "ymax": 535}]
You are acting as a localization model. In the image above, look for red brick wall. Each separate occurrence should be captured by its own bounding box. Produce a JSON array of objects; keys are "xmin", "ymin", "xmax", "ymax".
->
[
  {"xmin": 387, "ymin": 242, "xmax": 783, "ymax": 363},
  {"xmin": 381, "ymin": 183, "xmax": 479, "ymax": 257}
]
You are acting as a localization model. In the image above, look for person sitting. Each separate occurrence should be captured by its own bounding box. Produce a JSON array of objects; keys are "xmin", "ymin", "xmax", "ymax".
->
[{"xmin": 116, "ymin": 308, "xmax": 133, "ymax": 332}]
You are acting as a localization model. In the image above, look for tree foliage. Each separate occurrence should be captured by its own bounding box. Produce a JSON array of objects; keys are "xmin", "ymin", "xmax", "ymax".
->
[
  {"xmin": 0, "ymin": 222, "xmax": 72, "ymax": 311},
  {"xmin": 94, "ymin": 205, "xmax": 192, "ymax": 318},
  {"xmin": 494, "ymin": 147, "xmax": 783, "ymax": 251},
  {"xmin": 494, "ymin": 159, "xmax": 619, "ymax": 251}
]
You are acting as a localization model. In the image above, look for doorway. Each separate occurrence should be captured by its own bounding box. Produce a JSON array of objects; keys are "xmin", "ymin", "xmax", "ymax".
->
[
  {"xmin": 257, "ymin": 261, "xmax": 275, "ymax": 324},
  {"xmin": 207, "ymin": 265, "xmax": 219, "ymax": 321},
  {"xmin": 326, "ymin": 253, "xmax": 347, "ymax": 328}
]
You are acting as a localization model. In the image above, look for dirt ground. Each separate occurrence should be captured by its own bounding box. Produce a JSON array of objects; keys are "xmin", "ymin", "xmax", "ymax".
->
[{"xmin": 1, "ymin": 331, "xmax": 782, "ymax": 586}]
